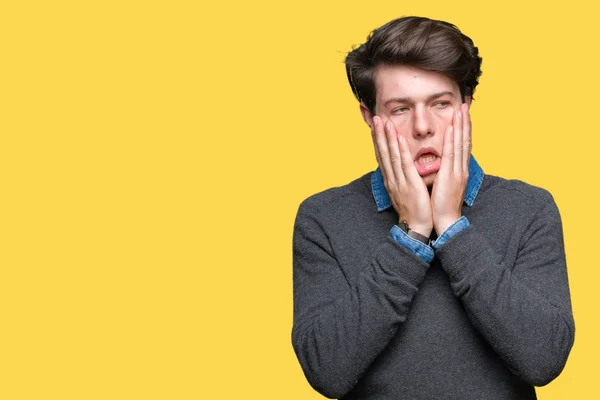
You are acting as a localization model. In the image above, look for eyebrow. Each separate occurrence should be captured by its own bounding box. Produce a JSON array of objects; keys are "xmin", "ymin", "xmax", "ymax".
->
[{"xmin": 383, "ymin": 91, "xmax": 455, "ymax": 107}]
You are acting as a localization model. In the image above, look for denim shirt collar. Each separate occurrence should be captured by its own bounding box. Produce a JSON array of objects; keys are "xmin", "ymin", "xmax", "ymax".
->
[{"xmin": 371, "ymin": 155, "xmax": 484, "ymax": 212}]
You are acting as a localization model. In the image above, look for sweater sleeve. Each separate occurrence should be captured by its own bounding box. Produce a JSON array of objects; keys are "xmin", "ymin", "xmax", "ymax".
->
[
  {"xmin": 435, "ymin": 197, "xmax": 575, "ymax": 386},
  {"xmin": 292, "ymin": 202, "xmax": 429, "ymax": 398}
]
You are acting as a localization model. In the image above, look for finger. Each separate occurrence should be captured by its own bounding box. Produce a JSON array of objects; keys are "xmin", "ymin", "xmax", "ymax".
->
[
  {"xmin": 441, "ymin": 124, "xmax": 454, "ymax": 172},
  {"xmin": 384, "ymin": 120, "xmax": 405, "ymax": 184},
  {"xmin": 370, "ymin": 116, "xmax": 384, "ymax": 172},
  {"xmin": 373, "ymin": 116, "xmax": 396, "ymax": 183},
  {"xmin": 397, "ymin": 133, "xmax": 420, "ymax": 184},
  {"xmin": 453, "ymin": 108, "xmax": 463, "ymax": 173},
  {"xmin": 462, "ymin": 103, "xmax": 472, "ymax": 171}
]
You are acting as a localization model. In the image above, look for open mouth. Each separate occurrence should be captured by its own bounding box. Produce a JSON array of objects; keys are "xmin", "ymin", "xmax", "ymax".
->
[
  {"xmin": 417, "ymin": 154, "xmax": 438, "ymax": 164},
  {"xmin": 414, "ymin": 149, "xmax": 441, "ymax": 176}
]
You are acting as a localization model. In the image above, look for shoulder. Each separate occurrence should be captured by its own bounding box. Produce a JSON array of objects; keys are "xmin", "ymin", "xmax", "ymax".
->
[
  {"xmin": 480, "ymin": 174, "xmax": 556, "ymax": 210},
  {"xmin": 297, "ymin": 171, "xmax": 374, "ymax": 217}
]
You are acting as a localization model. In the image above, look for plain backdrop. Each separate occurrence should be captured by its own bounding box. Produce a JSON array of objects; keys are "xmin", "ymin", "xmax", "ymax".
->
[{"xmin": 1, "ymin": 0, "xmax": 598, "ymax": 398}]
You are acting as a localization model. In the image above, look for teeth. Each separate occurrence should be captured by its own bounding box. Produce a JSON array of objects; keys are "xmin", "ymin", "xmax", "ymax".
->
[{"xmin": 417, "ymin": 155, "xmax": 437, "ymax": 164}]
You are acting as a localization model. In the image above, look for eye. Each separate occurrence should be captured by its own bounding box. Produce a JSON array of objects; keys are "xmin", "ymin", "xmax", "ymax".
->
[
  {"xmin": 391, "ymin": 106, "xmax": 408, "ymax": 115},
  {"xmin": 433, "ymin": 101, "xmax": 450, "ymax": 109}
]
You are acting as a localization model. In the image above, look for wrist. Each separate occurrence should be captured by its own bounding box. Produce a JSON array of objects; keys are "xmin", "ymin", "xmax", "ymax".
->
[
  {"xmin": 410, "ymin": 226, "xmax": 432, "ymax": 238},
  {"xmin": 435, "ymin": 216, "xmax": 461, "ymax": 235},
  {"xmin": 408, "ymin": 229, "xmax": 431, "ymax": 245},
  {"xmin": 399, "ymin": 220, "xmax": 432, "ymax": 238}
]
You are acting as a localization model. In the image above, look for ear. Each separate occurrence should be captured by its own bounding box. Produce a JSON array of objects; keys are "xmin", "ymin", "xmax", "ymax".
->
[
  {"xmin": 464, "ymin": 95, "xmax": 472, "ymax": 109},
  {"xmin": 463, "ymin": 87, "xmax": 472, "ymax": 109},
  {"xmin": 359, "ymin": 102, "xmax": 374, "ymax": 128}
]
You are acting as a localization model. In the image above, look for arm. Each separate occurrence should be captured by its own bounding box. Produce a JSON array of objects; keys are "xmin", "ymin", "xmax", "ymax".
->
[
  {"xmin": 430, "ymin": 104, "xmax": 574, "ymax": 385},
  {"xmin": 292, "ymin": 109, "xmax": 436, "ymax": 397},
  {"xmin": 292, "ymin": 203, "xmax": 429, "ymax": 398},
  {"xmin": 435, "ymin": 198, "xmax": 575, "ymax": 386}
]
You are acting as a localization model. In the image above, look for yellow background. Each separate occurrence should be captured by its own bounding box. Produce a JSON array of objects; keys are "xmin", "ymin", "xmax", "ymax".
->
[{"xmin": 1, "ymin": 0, "xmax": 597, "ymax": 398}]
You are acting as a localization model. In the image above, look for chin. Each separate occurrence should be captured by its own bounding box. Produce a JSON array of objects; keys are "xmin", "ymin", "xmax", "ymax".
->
[{"xmin": 422, "ymin": 173, "xmax": 437, "ymax": 188}]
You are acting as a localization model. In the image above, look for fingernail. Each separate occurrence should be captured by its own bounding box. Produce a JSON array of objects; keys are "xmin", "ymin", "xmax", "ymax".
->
[
  {"xmin": 385, "ymin": 121, "xmax": 391, "ymax": 131},
  {"xmin": 457, "ymin": 110, "xmax": 462, "ymax": 119}
]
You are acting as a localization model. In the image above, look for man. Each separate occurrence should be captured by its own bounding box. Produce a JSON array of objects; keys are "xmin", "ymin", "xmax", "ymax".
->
[{"xmin": 292, "ymin": 16, "xmax": 574, "ymax": 399}]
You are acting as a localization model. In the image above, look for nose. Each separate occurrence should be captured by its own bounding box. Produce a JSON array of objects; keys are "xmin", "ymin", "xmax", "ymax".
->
[{"xmin": 413, "ymin": 106, "xmax": 434, "ymax": 138}]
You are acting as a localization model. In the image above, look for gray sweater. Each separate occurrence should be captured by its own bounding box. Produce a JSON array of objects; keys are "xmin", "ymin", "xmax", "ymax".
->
[{"xmin": 292, "ymin": 171, "xmax": 574, "ymax": 399}]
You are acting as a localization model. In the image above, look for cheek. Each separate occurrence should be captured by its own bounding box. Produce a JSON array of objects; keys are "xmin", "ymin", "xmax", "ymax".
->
[
  {"xmin": 388, "ymin": 119, "xmax": 418, "ymax": 154},
  {"xmin": 390, "ymin": 116, "xmax": 411, "ymax": 141},
  {"xmin": 434, "ymin": 107, "xmax": 455, "ymax": 123},
  {"xmin": 432, "ymin": 108, "xmax": 455, "ymax": 139},
  {"xmin": 390, "ymin": 115, "xmax": 409, "ymax": 130}
]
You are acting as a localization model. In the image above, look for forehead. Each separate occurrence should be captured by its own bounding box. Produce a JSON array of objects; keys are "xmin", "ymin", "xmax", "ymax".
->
[{"xmin": 374, "ymin": 65, "xmax": 459, "ymax": 101}]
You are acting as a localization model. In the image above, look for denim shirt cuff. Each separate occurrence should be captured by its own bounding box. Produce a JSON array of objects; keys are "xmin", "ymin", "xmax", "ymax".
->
[
  {"xmin": 389, "ymin": 225, "xmax": 434, "ymax": 264},
  {"xmin": 431, "ymin": 216, "xmax": 470, "ymax": 250}
]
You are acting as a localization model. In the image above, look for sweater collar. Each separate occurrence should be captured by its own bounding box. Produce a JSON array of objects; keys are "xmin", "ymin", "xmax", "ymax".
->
[{"xmin": 371, "ymin": 155, "xmax": 484, "ymax": 212}]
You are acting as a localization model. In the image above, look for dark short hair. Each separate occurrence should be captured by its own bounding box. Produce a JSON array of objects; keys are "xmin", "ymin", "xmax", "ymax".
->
[{"xmin": 345, "ymin": 16, "xmax": 483, "ymax": 114}]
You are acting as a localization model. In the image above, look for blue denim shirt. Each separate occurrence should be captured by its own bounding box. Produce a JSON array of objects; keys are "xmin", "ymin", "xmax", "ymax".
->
[{"xmin": 372, "ymin": 155, "xmax": 484, "ymax": 263}]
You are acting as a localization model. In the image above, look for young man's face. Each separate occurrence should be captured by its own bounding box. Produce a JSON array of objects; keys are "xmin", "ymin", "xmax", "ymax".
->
[{"xmin": 365, "ymin": 65, "xmax": 469, "ymax": 188}]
